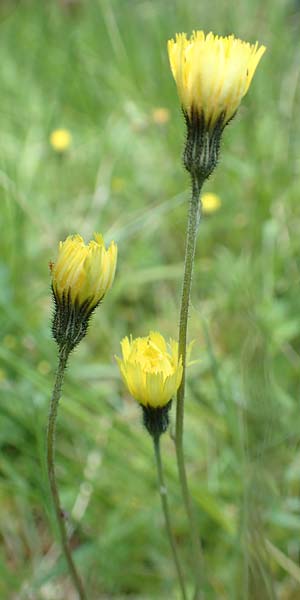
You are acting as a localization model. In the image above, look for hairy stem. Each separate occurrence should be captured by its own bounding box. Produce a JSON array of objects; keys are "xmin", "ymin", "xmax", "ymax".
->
[
  {"xmin": 153, "ymin": 436, "xmax": 187, "ymax": 600},
  {"xmin": 175, "ymin": 176, "xmax": 204, "ymax": 599},
  {"xmin": 47, "ymin": 349, "xmax": 87, "ymax": 600}
]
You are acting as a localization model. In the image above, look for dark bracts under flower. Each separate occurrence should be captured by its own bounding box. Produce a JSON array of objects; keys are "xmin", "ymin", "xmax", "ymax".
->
[
  {"xmin": 142, "ymin": 400, "xmax": 172, "ymax": 439},
  {"xmin": 183, "ymin": 108, "xmax": 226, "ymax": 185},
  {"xmin": 52, "ymin": 287, "xmax": 100, "ymax": 353}
]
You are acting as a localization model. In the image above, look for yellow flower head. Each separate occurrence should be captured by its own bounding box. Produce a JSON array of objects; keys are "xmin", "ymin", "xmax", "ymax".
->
[
  {"xmin": 168, "ymin": 31, "xmax": 266, "ymax": 128},
  {"xmin": 50, "ymin": 128, "xmax": 72, "ymax": 153},
  {"xmin": 116, "ymin": 332, "xmax": 182, "ymax": 408},
  {"xmin": 201, "ymin": 192, "xmax": 221, "ymax": 214},
  {"xmin": 51, "ymin": 233, "xmax": 117, "ymax": 313}
]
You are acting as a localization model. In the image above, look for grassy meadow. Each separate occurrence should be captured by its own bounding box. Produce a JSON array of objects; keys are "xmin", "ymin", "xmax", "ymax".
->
[{"xmin": 1, "ymin": 0, "xmax": 300, "ymax": 598}]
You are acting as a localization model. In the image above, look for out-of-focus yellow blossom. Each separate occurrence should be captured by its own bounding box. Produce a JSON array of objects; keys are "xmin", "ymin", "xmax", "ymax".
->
[
  {"xmin": 152, "ymin": 107, "xmax": 170, "ymax": 125},
  {"xmin": 51, "ymin": 233, "xmax": 117, "ymax": 313},
  {"xmin": 116, "ymin": 332, "xmax": 182, "ymax": 408},
  {"xmin": 37, "ymin": 360, "xmax": 51, "ymax": 375},
  {"xmin": 50, "ymin": 129, "xmax": 72, "ymax": 153},
  {"xmin": 201, "ymin": 192, "xmax": 221, "ymax": 214},
  {"xmin": 168, "ymin": 31, "xmax": 266, "ymax": 128}
]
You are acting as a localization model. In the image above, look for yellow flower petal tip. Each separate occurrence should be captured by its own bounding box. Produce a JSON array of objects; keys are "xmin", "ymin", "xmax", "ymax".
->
[
  {"xmin": 168, "ymin": 31, "xmax": 266, "ymax": 128},
  {"xmin": 201, "ymin": 192, "xmax": 221, "ymax": 214},
  {"xmin": 116, "ymin": 331, "xmax": 183, "ymax": 408},
  {"xmin": 50, "ymin": 128, "xmax": 72, "ymax": 152},
  {"xmin": 51, "ymin": 232, "xmax": 117, "ymax": 313}
]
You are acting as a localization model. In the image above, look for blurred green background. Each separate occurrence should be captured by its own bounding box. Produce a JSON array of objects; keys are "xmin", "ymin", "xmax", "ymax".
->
[{"xmin": 1, "ymin": 0, "xmax": 300, "ymax": 598}]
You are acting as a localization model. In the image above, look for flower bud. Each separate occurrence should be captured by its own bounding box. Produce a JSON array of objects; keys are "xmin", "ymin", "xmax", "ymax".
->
[{"xmin": 51, "ymin": 233, "xmax": 117, "ymax": 352}]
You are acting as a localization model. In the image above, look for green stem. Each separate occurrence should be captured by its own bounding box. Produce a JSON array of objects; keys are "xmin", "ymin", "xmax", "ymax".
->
[
  {"xmin": 175, "ymin": 176, "xmax": 204, "ymax": 599},
  {"xmin": 153, "ymin": 436, "xmax": 188, "ymax": 600},
  {"xmin": 47, "ymin": 349, "xmax": 87, "ymax": 600}
]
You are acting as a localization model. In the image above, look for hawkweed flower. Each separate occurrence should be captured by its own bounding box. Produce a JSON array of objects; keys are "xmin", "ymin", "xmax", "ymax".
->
[
  {"xmin": 51, "ymin": 233, "xmax": 117, "ymax": 352},
  {"xmin": 167, "ymin": 32, "xmax": 266, "ymax": 590},
  {"xmin": 47, "ymin": 231, "xmax": 117, "ymax": 600},
  {"xmin": 50, "ymin": 128, "xmax": 72, "ymax": 153},
  {"xmin": 117, "ymin": 334, "xmax": 187, "ymax": 596},
  {"xmin": 116, "ymin": 332, "xmax": 182, "ymax": 438},
  {"xmin": 201, "ymin": 192, "xmax": 221, "ymax": 215},
  {"xmin": 168, "ymin": 31, "xmax": 266, "ymax": 182}
]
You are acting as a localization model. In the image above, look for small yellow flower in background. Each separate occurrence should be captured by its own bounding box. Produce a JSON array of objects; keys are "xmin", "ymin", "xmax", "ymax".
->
[
  {"xmin": 51, "ymin": 233, "xmax": 117, "ymax": 313},
  {"xmin": 152, "ymin": 107, "xmax": 170, "ymax": 125},
  {"xmin": 116, "ymin": 332, "xmax": 182, "ymax": 408},
  {"xmin": 201, "ymin": 192, "xmax": 221, "ymax": 215},
  {"xmin": 168, "ymin": 31, "xmax": 266, "ymax": 129},
  {"xmin": 50, "ymin": 128, "xmax": 72, "ymax": 153},
  {"xmin": 37, "ymin": 360, "xmax": 51, "ymax": 376}
]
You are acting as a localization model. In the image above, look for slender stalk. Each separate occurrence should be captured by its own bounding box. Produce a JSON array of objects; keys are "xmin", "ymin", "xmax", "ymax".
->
[
  {"xmin": 47, "ymin": 349, "xmax": 87, "ymax": 600},
  {"xmin": 153, "ymin": 436, "xmax": 187, "ymax": 600},
  {"xmin": 175, "ymin": 176, "xmax": 204, "ymax": 599}
]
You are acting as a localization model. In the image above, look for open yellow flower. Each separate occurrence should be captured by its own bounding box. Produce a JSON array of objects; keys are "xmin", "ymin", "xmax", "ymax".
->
[
  {"xmin": 51, "ymin": 233, "xmax": 117, "ymax": 313},
  {"xmin": 116, "ymin": 332, "xmax": 182, "ymax": 408},
  {"xmin": 168, "ymin": 31, "xmax": 266, "ymax": 129}
]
